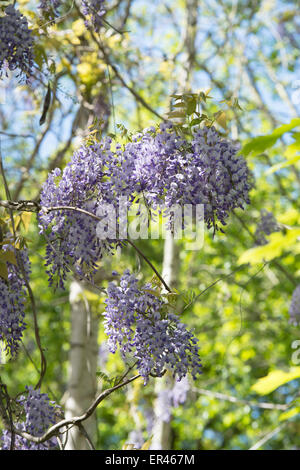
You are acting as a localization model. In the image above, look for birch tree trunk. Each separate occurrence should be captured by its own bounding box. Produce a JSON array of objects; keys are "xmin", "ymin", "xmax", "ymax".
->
[
  {"xmin": 150, "ymin": 231, "xmax": 178, "ymax": 450},
  {"xmin": 64, "ymin": 281, "xmax": 99, "ymax": 450}
]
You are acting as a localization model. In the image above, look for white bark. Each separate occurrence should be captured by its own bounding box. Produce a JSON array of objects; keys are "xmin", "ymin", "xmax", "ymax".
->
[
  {"xmin": 64, "ymin": 281, "xmax": 99, "ymax": 450},
  {"xmin": 150, "ymin": 231, "xmax": 178, "ymax": 450}
]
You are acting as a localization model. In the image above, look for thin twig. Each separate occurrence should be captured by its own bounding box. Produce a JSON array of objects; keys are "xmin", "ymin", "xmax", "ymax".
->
[
  {"xmin": 249, "ymin": 423, "xmax": 286, "ymax": 450},
  {"xmin": 126, "ymin": 239, "xmax": 172, "ymax": 293},
  {"xmin": 194, "ymin": 387, "xmax": 290, "ymax": 410}
]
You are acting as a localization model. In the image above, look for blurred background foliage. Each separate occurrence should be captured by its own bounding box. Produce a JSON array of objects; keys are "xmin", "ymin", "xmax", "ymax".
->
[{"xmin": 1, "ymin": 0, "xmax": 300, "ymax": 450}]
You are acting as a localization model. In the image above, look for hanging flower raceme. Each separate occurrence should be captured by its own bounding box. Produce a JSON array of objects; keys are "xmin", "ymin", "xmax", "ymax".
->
[
  {"xmin": 187, "ymin": 126, "xmax": 251, "ymax": 231},
  {"xmin": 1, "ymin": 387, "xmax": 58, "ymax": 450},
  {"xmin": 289, "ymin": 284, "xmax": 300, "ymax": 325},
  {"xmin": 255, "ymin": 209, "xmax": 280, "ymax": 245},
  {"xmin": 0, "ymin": 5, "xmax": 34, "ymax": 80},
  {"xmin": 40, "ymin": 123, "xmax": 251, "ymax": 287},
  {"xmin": 152, "ymin": 376, "xmax": 190, "ymax": 425},
  {"xmin": 123, "ymin": 123, "xmax": 187, "ymax": 209},
  {"xmin": 123, "ymin": 123, "xmax": 251, "ymax": 232},
  {"xmin": 103, "ymin": 270, "xmax": 202, "ymax": 384},
  {"xmin": 82, "ymin": 0, "xmax": 106, "ymax": 31},
  {"xmin": 0, "ymin": 243, "xmax": 30, "ymax": 356},
  {"xmin": 172, "ymin": 375, "xmax": 190, "ymax": 408},
  {"xmin": 39, "ymin": 138, "xmax": 126, "ymax": 289}
]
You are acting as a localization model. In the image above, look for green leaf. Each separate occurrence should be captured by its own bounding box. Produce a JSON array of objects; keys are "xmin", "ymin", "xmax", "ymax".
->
[
  {"xmin": 238, "ymin": 229, "xmax": 300, "ymax": 264},
  {"xmin": 186, "ymin": 98, "xmax": 197, "ymax": 116},
  {"xmin": 272, "ymin": 118, "xmax": 300, "ymax": 137},
  {"xmin": 241, "ymin": 118, "xmax": 300, "ymax": 157},
  {"xmin": 190, "ymin": 118, "xmax": 202, "ymax": 126},
  {"xmin": 0, "ymin": 250, "xmax": 17, "ymax": 265},
  {"xmin": 0, "ymin": 261, "xmax": 8, "ymax": 281},
  {"xmin": 49, "ymin": 61, "xmax": 56, "ymax": 75},
  {"xmin": 34, "ymin": 44, "xmax": 47, "ymax": 70},
  {"xmin": 21, "ymin": 212, "xmax": 32, "ymax": 233},
  {"xmin": 170, "ymin": 94, "xmax": 184, "ymax": 99},
  {"xmin": 172, "ymin": 102, "xmax": 185, "ymax": 108},
  {"xmin": 167, "ymin": 111, "xmax": 186, "ymax": 118},
  {"xmin": 241, "ymin": 135, "xmax": 278, "ymax": 157},
  {"xmin": 144, "ymin": 288, "xmax": 161, "ymax": 297},
  {"xmin": 216, "ymin": 111, "xmax": 227, "ymax": 129},
  {"xmin": 279, "ymin": 407, "xmax": 300, "ymax": 422},
  {"xmin": 140, "ymin": 437, "xmax": 153, "ymax": 450},
  {"xmin": 251, "ymin": 367, "xmax": 300, "ymax": 395}
]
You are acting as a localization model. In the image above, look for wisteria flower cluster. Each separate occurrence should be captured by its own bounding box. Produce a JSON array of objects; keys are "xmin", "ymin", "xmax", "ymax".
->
[
  {"xmin": 38, "ymin": 1, "xmax": 106, "ymax": 30},
  {"xmin": 40, "ymin": 123, "xmax": 250, "ymax": 287},
  {"xmin": 1, "ymin": 387, "xmax": 58, "ymax": 450},
  {"xmin": 127, "ymin": 429, "xmax": 144, "ymax": 450},
  {"xmin": 0, "ymin": 244, "xmax": 30, "ymax": 356},
  {"xmin": 152, "ymin": 376, "xmax": 190, "ymax": 424},
  {"xmin": 255, "ymin": 209, "xmax": 280, "ymax": 245},
  {"xmin": 0, "ymin": 6, "xmax": 34, "ymax": 80},
  {"xmin": 189, "ymin": 126, "xmax": 250, "ymax": 230},
  {"xmin": 122, "ymin": 123, "xmax": 250, "ymax": 231},
  {"xmin": 289, "ymin": 284, "xmax": 300, "ymax": 325},
  {"xmin": 122, "ymin": 123, "xmax": 187, "ymax": 209},
  {"xmin": 103, "ymin": 270, "xmax": 202, "ymax": 384},
  {"xmin": 126, "ymin": 375, "xmax": 190, "ymax": 447},
  {"xmin": 39, "ymin": 138, "xmax": 124, "ymax": 288},
  {"xmin": 82, "ymin": 0, "xmax": 106, "ymax": 32},
  {"xmin": 172, "ymin": 375, "xmax": 190, "ymax": 408}
]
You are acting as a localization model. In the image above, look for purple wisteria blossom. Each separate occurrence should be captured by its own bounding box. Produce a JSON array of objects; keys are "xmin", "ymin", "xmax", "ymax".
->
[
  {"xmin": 289, "ymin": 284, "xmax": 300, "ymax": 325},
  {"xmin": 172, "ymin": 375, "xmax": 190, "ymax": 408},
  {"xmin": 82, "ymin": 1, "xmax": 106, "ymax": 31},
  {"xmin": 0, "ymin": 244, "xmax": 30, "ymax": 356},
  {"xmin": 123, "ymin": 123, "xmax": 250, "ymax": 232},
  {"xmin": 255, "ymin": 209, "xmax": 280, "ymax": 245},
  {"xmin": 103, "ymin": 270, "xmax": 202, "ymax": 384},
  {"xmin": 1, "ymin": 387, "xmax": 58, "ymax": 450},
  {"xmin": 39, "ymin": 138, "xmax": 124, "ymax": 288},
  {"xmin": 40, "ymin": 124, "xmax": 250, "ymax": 287},
  {"xmin": 0, "ymin": 6, "xmax": 34, "ymax": 79}
]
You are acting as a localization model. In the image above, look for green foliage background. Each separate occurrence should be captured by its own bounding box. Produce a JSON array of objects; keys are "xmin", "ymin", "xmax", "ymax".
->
[{"xmin": 1, "ymin": 0, "xmax": 300, "ymax": 450}]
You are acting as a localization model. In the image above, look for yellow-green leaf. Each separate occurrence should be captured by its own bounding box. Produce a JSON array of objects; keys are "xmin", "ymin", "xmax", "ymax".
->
[
  {"xmin": 0, "ymin": 250, "xmax": 17, "ymax": 265},
  {"xmin": 279, "ymin": 407, "xmax": 300, "ymax": 422},
  {"xmin": 283, "ymin": 135, "xmax": 300, "ymax": 159},
  {"xmin": 144, "ymin": 289, "xmax": 160, "ymax": 297},
  {"xmin": 238, "ymin": 229, "xmax": 300, "ymax": 265},
  {"xmin": 241, "ymin": 118, "xmax": 300, "ymax": 157},
  {"xmin": 251, "ymin": 367, "xmax": 300, "ymax": 395},
  {"xmin": 216, "ymin": 111, "xmax": 227, "ymax": 129},
  {"xmin": 122, "ymin": 444, "xmax": 136, "ymax": 450},
  {"xmin": 140, "ymin": 437, "xmax": 152, "ymax": 450},
  {"xmin": 0, "ymin": 260, "xmax": 8, "ymax": 281},
  {"xmin": 266, "ymin": 154, "xmax": 300, "ymax": 174},
  {"xmin": 167, "ymin": 111, "xmax": 186, "ymax": 118}
]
